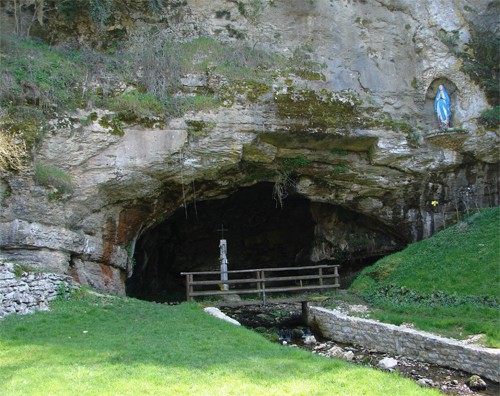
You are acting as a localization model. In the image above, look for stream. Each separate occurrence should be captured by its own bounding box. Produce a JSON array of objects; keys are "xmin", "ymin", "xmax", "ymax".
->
[{"xmin": 219, "ymin": 302, "xmax": 499, "ymax": 396}]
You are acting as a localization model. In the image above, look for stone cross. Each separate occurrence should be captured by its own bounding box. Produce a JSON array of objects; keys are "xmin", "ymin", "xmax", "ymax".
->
[{"xmin": 217, "ymin": 224, "xmax": 228, "ymax": 239}]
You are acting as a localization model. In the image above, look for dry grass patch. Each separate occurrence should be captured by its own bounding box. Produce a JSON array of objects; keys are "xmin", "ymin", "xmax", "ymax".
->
[{"xmin": 0, "ymin": 131, "xmax": 29, "ymax": 172}]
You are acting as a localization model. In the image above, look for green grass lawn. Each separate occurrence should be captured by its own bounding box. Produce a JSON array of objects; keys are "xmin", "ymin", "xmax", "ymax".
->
[
  {"xmin": 350, "ymin": 207, "xmax": 500, "ymax": 347},
  {"xmin": 0, "ymin": 292, "xmax": 438, "ymax": 396}
]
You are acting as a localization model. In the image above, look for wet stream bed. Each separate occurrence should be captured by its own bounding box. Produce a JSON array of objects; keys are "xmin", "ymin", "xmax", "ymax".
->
[{"xmin": 219, "ymin": 303, "xmax": 499, "ymax": 396}]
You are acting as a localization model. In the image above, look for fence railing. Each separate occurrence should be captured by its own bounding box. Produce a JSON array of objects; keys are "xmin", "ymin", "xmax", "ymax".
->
[{"xmin": 180, "ymin": 264, "xmax": 340, "ymax": 303}]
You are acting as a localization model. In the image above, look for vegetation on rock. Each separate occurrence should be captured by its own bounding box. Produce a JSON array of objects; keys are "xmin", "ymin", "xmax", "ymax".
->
[
  {"xmin": 98, "ymin": 114, "xmax": 124, "ymax": 136},
  {"xmin": 460, "ymin": 29, "xmax": 499, "ymax": 107},
  {"xmin": 185, "ymin": 119, "xmax": 217, "ymax": 136},
  {"xmin": 107, "ymin": 90, "xmax": 165, "ymax": 121},
  {"xmin": 0, "ymin": 128, "xmax": 29, "ymax": 172},
  {"xmin": 438, "ymin": 23, "xmax": 500, "ymax": 128},
  {"xmin": 479, "ymin": 106, "xmax": 500, "ymax": 129},
  {"xmin": 0, "ymin": 34, "xmax": 87, "ymax": 111},
  {"xmin": 274, "ymin": 88, "xmax": 364, "ymax": 130},
  {"xmin": 271, "ymin": 156, "xmax": 312, "ymax": 208},
  {"xmin": 0, "ymin": 30, "xmax": 330, "ymax": 158},
  {"xmin": 33, "ymin": 163, "xmax": 74, "ymax": 198}
]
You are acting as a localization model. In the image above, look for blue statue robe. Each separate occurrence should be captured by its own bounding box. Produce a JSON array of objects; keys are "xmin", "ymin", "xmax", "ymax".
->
[{"xmin": 434, "ymin": 84, "xmax": 451, "ymax": 129}]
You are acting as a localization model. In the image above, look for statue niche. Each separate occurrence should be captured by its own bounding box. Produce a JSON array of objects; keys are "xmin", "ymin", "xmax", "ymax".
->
[
  {"xmin": 424, "ymin": 78, "xmax": 458, "ymax": 130},
  {"xmin": 435, "ymin": 84, "xmax": 451, "ymax": 129}
]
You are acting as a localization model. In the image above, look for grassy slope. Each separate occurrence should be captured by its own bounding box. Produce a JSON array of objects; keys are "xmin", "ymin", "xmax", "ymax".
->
[
  {"xmin": 0, "ymin": 293, "xmax": 437, "ymax": 396},
  {"xmin": 350, "ymin": 207, "xmax": 500, "ymax": 346}
]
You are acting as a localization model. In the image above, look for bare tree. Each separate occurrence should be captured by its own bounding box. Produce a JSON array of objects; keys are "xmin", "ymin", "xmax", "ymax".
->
[
  {"xmin": 11, "ymin": 0, "xmax": 46, "ymax": 37},
  {"xmin": 130, "ymin": 32, "xmax": 182, "ymax": 99}
]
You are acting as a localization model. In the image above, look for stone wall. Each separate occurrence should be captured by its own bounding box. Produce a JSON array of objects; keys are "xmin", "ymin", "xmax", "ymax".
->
[
  {"xmin": 309, "ymin": 306, "xmax": 500, "ymax": 382},
  {"xmin": 0, "ymin": 261, "xmax": 76, "ymax": 319}
]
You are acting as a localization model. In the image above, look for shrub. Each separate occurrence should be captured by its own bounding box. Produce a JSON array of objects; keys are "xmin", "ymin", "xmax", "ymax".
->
[
  {"xmin": 129, "ymin": 33, "xmax": 183, "ymax": 99},
  {"xmin": 89, "ymin": 0, "xmax": 113, "ymax": 29},
  {"xmin": 108, "ymin": 90, "xmax": 165, "ymax": 120},
  {"xmin": 479, "ymin": 106, "xmax": 500, "ymax": 129},
  {"xmin": 462, "ymin": 30, "xmax": 500, "ymax": 106},
  {"xmin": 163, "ymin": 95, "xmax": 221, "ymax": 118}
]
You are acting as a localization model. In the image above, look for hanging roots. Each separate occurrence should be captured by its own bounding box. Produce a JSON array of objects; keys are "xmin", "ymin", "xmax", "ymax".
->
[
  {"xmin": 272, "ymin": 170, "xmax": 295, "ymax": 209},
  {"xmin": 179, "ymin": 154, "xmax": 188, "ymax": 219},
  {"xmin": 192, "ymin": 179, "xmax": 198, "ymax": 220},
  {"xmin": 272, "ymin": 182, "xmax": 288, "ymax": 208}
]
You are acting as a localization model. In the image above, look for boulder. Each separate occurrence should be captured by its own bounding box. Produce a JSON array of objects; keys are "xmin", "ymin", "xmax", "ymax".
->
[
  {"xmin": 466, "ymin": 375, "xmax": 487, "ymax": 391},
  {"xmin": 203, "ymin": 307, "xmax": 241, "ymax": 326},
  {"xmin": 343, "ymin": 351, "xmax": 355, "ymax": 361},
  {"xmin": 327, "ymin": 346, "xmax": 344, "ymax": 358},
  {"xmin": 378, "ymin": 357, "xmax": 398, "ymax": 370},
  {"xmin": 417, "ymin": 378, "xmax": 434, "ymax": 387},
  {"xmin": 303, "ymin": 335, "xmax": 317, "ymax": 345}
]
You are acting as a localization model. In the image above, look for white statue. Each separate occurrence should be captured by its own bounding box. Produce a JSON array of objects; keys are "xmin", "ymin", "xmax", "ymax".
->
[
  {"xmin": 218, "ymin": 225, "xmax": 229, "ymax": 291},
  {"xmin": 434, "ymin": 84, "xmax": 451, "ymax": 129}
]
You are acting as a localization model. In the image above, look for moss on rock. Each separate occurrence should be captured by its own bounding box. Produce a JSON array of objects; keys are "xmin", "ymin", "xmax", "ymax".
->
[
  {"xmin": 99, "ymin": 114, "xmax": 124, "ymax": 136},
  {"xmin": 274, "ymin": 87, "xmax": 363, "ymax": 129},
  {"xmin": 242, "ymin": 142, "xmax": 277, "ymax": 163},
  {"xmin": 259, "ymin": 131, "xmax": 377, "ymax": 152},
  {"xmin": 185, "ymin": 120, "xmax": 217, "ymax": 136}
]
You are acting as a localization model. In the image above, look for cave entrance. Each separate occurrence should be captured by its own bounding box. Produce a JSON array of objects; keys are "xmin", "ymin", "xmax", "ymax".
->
[{"xmin": 126, "ymin": 182, "xmax": 317, "ymax": 302}]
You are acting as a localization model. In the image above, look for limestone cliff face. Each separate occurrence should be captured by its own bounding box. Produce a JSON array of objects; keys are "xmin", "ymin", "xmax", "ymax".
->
[{"xmin": 0, "ymin": 0, "xmax": 498, "ymax": 295}]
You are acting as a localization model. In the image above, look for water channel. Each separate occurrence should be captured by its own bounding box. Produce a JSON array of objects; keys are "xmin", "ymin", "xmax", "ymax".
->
[{"xmin": 219, "ymin": 302, "xmax": 499, "ymax": 396}]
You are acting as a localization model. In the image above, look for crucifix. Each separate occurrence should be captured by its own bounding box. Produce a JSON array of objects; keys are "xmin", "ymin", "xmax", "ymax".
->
[{"xmin": 217, "ymin": 224, "xmax": 229, "ymax": 291}]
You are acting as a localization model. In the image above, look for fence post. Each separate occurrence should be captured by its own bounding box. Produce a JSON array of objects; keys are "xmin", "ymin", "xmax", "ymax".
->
[
  {"xmin": 301, "ymin": 301, "xmax": 309, "ymax": 324},
  {"xmin": 319, "ymin": 267, "xmax": 323, "ymax": 286},
  {"xmin": 260, "ymin": 270, "xmax": 266, "ymax": 304},
  {"xmin": 334, "ymin": 266, "xmax": 339, "ymax": 287},
  {"xmin": 186, "ymin": 273, "xmax": 193, "ymax": 302}
]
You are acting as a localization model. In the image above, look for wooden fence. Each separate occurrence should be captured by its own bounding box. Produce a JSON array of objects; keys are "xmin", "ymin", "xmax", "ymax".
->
[{"xmin": 180, "ymin": 264, "xmax": 340, "ymax": 303}]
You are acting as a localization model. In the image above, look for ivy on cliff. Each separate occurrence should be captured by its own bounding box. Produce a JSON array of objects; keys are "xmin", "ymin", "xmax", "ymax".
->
[{"xmin": 439, "ymin": 23, "xmax": 499, "ymax": 128}]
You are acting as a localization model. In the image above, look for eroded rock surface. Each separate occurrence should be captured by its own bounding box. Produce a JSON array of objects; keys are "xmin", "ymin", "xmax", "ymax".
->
[{"xmin": 0, "ymin": 0, "xmax": 498, "ymax": 294}]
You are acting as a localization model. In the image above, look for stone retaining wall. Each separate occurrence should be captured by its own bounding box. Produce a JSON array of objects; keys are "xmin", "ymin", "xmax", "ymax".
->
[
  {"xmin": 0, "ymin": 261, "xmax": 76, "ymax": 319},
  {"xmin": 309, "ymin": 306, "xmax": 500, "ymax": 382}
]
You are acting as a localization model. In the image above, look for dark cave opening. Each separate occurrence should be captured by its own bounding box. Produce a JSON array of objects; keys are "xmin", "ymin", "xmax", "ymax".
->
[
  {"xmin": 126, "ymin": 182, "xmax": 317, "ymax": 301},
  {"xmin": 126, "ymin": 182, "xmax": 405, "ymax": 302}
]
